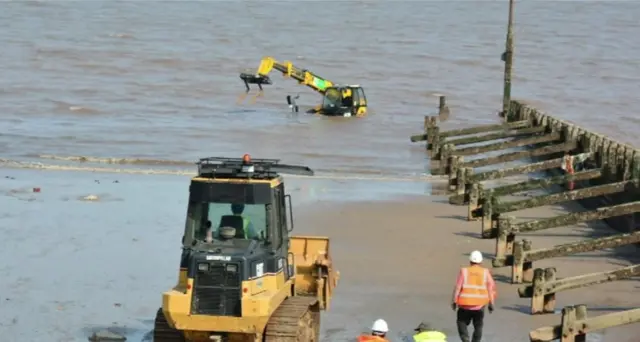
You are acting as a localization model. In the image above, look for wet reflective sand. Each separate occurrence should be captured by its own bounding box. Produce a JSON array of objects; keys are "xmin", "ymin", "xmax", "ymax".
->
[{"xmin": 1, "ymin": 169, "xmax": 638, "ymax": 341}]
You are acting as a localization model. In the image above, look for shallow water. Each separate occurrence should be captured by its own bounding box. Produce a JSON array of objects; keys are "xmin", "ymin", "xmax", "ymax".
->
[{"xmin": 1, "ymin": 0, "xmax": 640, "ymax": 179}]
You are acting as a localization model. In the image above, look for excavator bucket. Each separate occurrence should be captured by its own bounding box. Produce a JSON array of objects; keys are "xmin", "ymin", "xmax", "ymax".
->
[
  {"xmin": 237, "ymin": 73, "xmax": 273, "ymax": 104},
  {"xmin": 289, "ymin": 235, "xmax": 340, "ymax": 311}
]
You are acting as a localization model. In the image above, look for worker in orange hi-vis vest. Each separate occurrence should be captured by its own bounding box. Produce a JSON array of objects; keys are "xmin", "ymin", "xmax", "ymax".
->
[
  {"xmin": 357, "ymin": 319, "xmax": 390, "ymax": 342},
  {"xmin": 450, "ymin": 250, "xmax": 497, "ymax": 342}
]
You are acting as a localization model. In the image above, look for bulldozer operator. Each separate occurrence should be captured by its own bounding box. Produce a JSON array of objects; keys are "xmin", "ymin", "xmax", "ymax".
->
[
  {"xmin": 227, "ymin": 203, "xmax": 257, "ymax": 238},
  {"xmin": 204, "ymin": 204, "xmax": 259, "ymax": 241}
]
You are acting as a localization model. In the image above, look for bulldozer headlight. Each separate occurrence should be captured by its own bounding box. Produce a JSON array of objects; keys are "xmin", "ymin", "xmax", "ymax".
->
[
  {"xmin": 198, "ymin": 263, "xmax": 209, "ymax": 272},
  {"xmin": 226, "ymin": 264, "xmax": 237, "ymax": 273}
]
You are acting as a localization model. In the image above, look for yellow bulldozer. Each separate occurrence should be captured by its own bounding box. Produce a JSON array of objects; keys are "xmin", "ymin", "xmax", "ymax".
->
[{"xmin": 153, "ymin": 154, "xmax": 339, "ymax": 342}]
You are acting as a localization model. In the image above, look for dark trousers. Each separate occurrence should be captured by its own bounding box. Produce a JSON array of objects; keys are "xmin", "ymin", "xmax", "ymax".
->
[{"xmin": 456, "ymin": 307, "xmax": 485, "ymax": 342}]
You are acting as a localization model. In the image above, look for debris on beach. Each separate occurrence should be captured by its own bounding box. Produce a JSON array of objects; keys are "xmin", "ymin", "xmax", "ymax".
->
[
  {"xmin": 81, "ymin": 194, "xmax": 99, "ymax": 201},
  {"xmin": 88, "ymin": 329, "xmax": 126, "ymax": 341},
  {"xmin": 4, "ymin": 187, "xmax": 38, "ymax": 201}
]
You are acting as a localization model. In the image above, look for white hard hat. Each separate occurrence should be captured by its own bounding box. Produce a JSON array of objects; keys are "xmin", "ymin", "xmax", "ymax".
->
[
  {"xmin": 372, "ymin": 319, "xmax": 389, "ymax": 333},
  {"xmin": 470, "ymin": 250, "xmax": 483, "ymax": 263}
]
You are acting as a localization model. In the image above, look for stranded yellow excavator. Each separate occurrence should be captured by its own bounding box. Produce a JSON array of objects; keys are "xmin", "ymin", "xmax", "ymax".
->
[
  {"xmin": 153, "ymin": 154, "xmax": 339, "ymax": 342},
  {"xmin": 238, "ymin": 56, "xmax": 368, "ymax": 117}
]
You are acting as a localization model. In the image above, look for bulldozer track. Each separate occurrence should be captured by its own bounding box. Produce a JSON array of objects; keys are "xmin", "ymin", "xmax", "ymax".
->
[
  {"xmin": 153, "ymin": 308, "xmax": 186, "ymax": 342},
  {"xmin": 264, "ymin": 296, "xmax": 320, "ymax": 342}
]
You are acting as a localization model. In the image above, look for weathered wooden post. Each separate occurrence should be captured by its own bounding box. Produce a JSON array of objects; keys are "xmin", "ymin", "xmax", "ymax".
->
[
  {"xmin": 468, "ymin": 182, "xmax": 482, "ymax": 221},
  {"xmin": 452, "ymin": 165, "xmax": 468, "ymax": 196},
  {"xmin": 433, "ymin": 143, "xmax": 453, "ymax": 175},
  {"xmin": 573, "ymin": 305, "xmax": 588, "ymax": 342},
  {"xmin": 543, "ymin": 267, "xmax": 557, "ymax": 313},
  {"xmin": 632, "ymin": 155, "xmax": 640, "ymax": 180},
  {"xmin": 438, "ymin": 96, "xmax": 447, "ymax": 115},
  {"xmin": 425, "ymin": 116, "xmax": 438, "ymax": 152},
  {"xmin": 560, "ymin": 305, "xmax": 588, "ymax": 342},
  {"xmin": 561, "ymin": 306, "xmax": 577, "ymax": 342},
  {"xmin": 443, "ymin": 145, "xmax": 456, "ymax": 176},
  {"xmin": 424, "ymin": 115, "xmax": 436, "ymax": 132},
  {"xmin": 438, "ymin": 95, "xmax": 450, "ymax": 121},
  {"xmin": 482, "ymin": 193, "xmax": 496, "ymax": 238},
  {"xmin": 448, "ymin": 156, "xmax": 463, "ymax": 192},
  {"xmin": 461, "ymin": 167, "xmax": 473, "ymax": 195},
  {"xmin": 430, "ymin": 126, "xmax": 442, "ymax": 156},
  {"xmin": 500, "ymin": 0, "xmax": 515, "ymax": 121},
  {"xmin": 494, "ymin": 216, "xmax": 514, "ymax": 265},
  {"xmin": 530, "ymin": 268, "xmax": 546, "ymax": 314},
  {"xmin": 512, "ymin": 239, "xmax": 533, "ymax": 284},
  {"xmin": 522, "ymin": 239, "xmax": 533, "ymax": 282}
]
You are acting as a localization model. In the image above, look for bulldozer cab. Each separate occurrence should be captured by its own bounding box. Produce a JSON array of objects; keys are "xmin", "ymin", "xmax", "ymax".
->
[
  {"xmin": 184, "ymin": 155, "xmax": 312, "ymax": 245},
  {"xmin": 179, "ymin": 155, "xmax": 318, "ymax": 314},
  {"xmin": 321, "ymin": 85, "xmax": 367, "ymax": 117}
]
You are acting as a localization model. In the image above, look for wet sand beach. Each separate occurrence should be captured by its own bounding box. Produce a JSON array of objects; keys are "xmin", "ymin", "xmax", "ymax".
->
[{"xmin": 1, "ymin": 169, "xmax": 638, "ymax": 341}]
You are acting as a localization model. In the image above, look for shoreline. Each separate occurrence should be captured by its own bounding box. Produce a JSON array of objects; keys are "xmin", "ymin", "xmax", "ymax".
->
[
  {"xmin": 1, "ymin": 169, "xmax": 637, "ymax": 341},
  {"xmin": 0, "ymin": 159, "xmax": 446, "ymax": 184}
]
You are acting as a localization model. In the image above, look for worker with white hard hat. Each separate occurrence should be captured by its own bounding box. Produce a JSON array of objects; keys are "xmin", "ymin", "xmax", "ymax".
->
[
  {"xmin": 450, "ymin": 250, "xmax": 497, "ymax": 342},
  {"xmin": 357, "ymin": 318, "xmax": 390, "ymax": 341}
]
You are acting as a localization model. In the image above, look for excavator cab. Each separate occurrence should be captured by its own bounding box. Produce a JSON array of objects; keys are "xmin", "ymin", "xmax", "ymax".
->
[
  {"xmin": 318, "ymin": 85, "xmax": 368, "ymax": 117},
  {"xmin": 154, "ymin": 154, "xmax": 339, "ymax": 342}
]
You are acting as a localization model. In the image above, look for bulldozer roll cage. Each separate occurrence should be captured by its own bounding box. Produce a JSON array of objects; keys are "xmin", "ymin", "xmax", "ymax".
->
[{"xmin": 197, "ymin": 156, "xmax": 314, "ymax": 179}]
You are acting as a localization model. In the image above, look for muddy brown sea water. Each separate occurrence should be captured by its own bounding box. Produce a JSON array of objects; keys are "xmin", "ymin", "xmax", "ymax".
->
[{"xmin": 1, "ymin": 1, "xmax": 640, "ymax": 173}]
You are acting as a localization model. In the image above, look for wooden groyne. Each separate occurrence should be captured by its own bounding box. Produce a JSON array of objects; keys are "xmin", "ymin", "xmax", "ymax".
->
[
  {"xmin": 410, "ymin": 99, "xmax": 640, "ymax": 341},
  {"xmin": 409, "ymin": 0, "xmax": 638, "ymax": 338}
]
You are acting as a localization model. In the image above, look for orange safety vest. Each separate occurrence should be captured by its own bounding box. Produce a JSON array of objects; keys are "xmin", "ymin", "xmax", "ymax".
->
[
  {"xmin": 357, "ymin": 335, "xmax": 388, "ymax": 342},
  {"xmin": 455, "ymin": 265, "xmax": 491, "ymax": 306}
]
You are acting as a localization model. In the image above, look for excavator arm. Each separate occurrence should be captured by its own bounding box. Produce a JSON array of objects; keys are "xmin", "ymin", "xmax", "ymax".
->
[{"xmin": 239, "ymin": 56, "xmax": 335, "ymax": 103}]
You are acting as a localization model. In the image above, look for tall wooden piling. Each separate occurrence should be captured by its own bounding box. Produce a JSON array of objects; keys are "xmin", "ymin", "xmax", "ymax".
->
[{"xmin": 501, "ymin": 0, "xmax": 515, "ymax": 120}]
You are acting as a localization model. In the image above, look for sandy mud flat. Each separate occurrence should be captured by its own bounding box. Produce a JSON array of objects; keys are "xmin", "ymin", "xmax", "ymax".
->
[{"xmin": 0, "ymin": 169, "xmax": 638, "ymax": 341}]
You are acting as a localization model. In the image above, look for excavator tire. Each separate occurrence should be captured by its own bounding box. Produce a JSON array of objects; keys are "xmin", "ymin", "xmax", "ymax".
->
[
  {"xmin": 153, "ymin": 308, "xmax": 186, "ymax": 342},
  {"xmin": 264, "ymin": 296, "xmax": 320, "ymax": 342}
]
